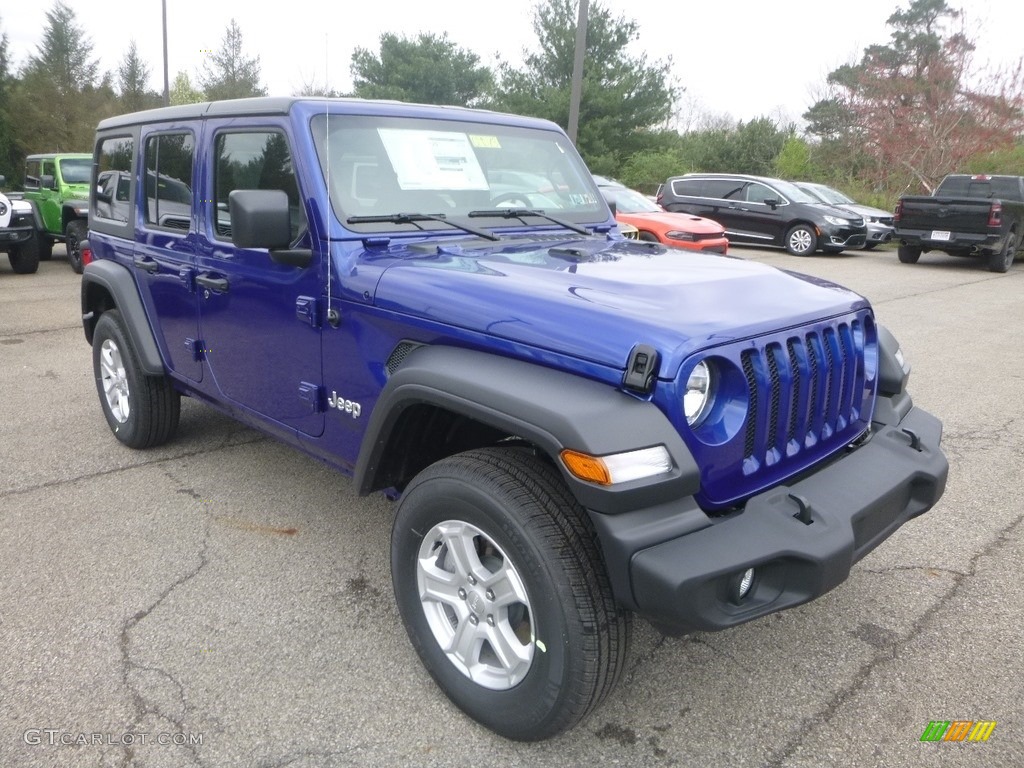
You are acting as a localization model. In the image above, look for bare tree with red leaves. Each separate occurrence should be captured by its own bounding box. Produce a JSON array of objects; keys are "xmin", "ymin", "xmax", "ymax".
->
[{"xmin": 805, "ymin": 0, "xmax": 1024, "ymax": 195}]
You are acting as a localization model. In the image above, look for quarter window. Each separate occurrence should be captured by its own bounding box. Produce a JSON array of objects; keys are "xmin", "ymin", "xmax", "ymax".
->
[{"xmin": 93, "ymin": 137, "xmax": 135, "ymax": 224}]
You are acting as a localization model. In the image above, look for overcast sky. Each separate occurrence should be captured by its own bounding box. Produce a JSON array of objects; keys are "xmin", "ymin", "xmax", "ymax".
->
[{"xmin": 3, "ymin": 0, "xmax": 1022, "ymax": 126}]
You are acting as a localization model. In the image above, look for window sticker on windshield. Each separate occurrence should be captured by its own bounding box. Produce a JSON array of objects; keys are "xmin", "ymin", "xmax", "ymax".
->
[
  {"xmin": 469, "ymin": 134, "xmax": 501, "ymax": 149},
  {"xmin": 569, "ymin": 193, "xmax": 598, "ymax": 206},
  {"xmin": 378, "ymin": 129, "xmax": 488, "ymax": 190}
]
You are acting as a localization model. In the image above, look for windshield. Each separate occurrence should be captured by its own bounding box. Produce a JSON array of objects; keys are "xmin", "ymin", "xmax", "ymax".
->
[
  {"xmin": 805, "ymin": 183, "xmax": 853, "ymax": 206},
  {"xmin": 311, "ymin": 114, "xmax": 605, "ymax": 233},
  {"xmin": 601, "ymin": 185, "xmax": 661, "ymax": 214},
  {"xmin": 59, "ymin": 158, "xmax": 91, "ymax": 184},
  {"xmin": 771, "ymin": 179, "xmax": 818, "ymax": 204}
]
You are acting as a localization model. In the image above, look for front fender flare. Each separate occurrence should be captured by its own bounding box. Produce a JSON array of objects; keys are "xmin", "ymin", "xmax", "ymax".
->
[{"xmin": 354, "ymin": 345, "xmax": 700, "ymax": 513}]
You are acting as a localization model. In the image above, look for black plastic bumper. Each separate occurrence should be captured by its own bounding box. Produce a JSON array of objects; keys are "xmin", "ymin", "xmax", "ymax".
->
[{"xmin": 602, "ymin": 405, "xmax": 947, "ymax": 636}]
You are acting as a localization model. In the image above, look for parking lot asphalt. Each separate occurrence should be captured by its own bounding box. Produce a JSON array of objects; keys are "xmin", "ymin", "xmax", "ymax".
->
[{"xmin": 2, "ymin": 244, "xmax": 1022, "ymax": 767}]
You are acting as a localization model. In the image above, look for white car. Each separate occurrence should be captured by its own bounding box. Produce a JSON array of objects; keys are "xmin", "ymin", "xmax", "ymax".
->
[{"xmin": 795, "ymin": 182, "xmax": 895, "ymax": 249}]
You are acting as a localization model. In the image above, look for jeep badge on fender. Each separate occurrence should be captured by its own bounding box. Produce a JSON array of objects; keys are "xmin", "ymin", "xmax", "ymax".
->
[{"xmin": 81, "ymin": 97, "xmax": 948, "ymax": 742}]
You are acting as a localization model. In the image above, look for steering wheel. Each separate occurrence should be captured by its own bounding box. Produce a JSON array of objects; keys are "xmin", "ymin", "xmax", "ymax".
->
[{"xmin": 490, "ymin": 192, "xmax": 534, "ymax": 208}]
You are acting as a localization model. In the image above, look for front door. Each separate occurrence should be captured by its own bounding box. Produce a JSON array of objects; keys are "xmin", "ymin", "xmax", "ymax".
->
[{"xmin": 195, "ymin": 124, "xmax": 324, "ymax": 437}]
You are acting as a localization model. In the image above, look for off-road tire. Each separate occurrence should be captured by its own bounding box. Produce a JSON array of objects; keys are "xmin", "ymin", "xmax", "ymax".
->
[
  {"xmin": 391, "ymin": 447, "xmax": 631, "ymax": 741},
  {"xmin": 65, "ymin": 219, "xmax": 87, "ymax": 274},
  {"xmin": 39, "ymin": 237, "xmax": 54, "ymax": 261},
  {"xmin": 92, "ymin": 309, "xmax": 180, "ymax": 448},
  {"xmin": 7, "ymin": 233, "xmax": 41, "ymax": 274}
]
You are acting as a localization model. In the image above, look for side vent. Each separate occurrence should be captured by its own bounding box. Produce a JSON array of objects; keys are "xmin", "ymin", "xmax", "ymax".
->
[{"xmin": 385, "ymin": 341, "xmax": 424, "ymax": 378}]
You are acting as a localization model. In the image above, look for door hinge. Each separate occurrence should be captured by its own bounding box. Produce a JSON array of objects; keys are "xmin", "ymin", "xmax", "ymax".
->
[
  {"xmin": 296, "ymin": 296, "xmax": 319, "ymax": 328},
  {"xmin": 298, "ymin": 382, "xmax": 324, "ymax": 413}
]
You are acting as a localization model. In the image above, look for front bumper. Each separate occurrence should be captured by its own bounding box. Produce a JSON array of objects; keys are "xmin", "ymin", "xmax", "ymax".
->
[
  {"xmin": 0, "ymin": 224, "xmax": 35, "ymax": 246},
  {"xmin": 821, "ymin": 225, "xmax": 867, "ymax": 249},
  {"xmin": 591, "ymin": 405, "xmax": 947, "ymax": 635},
  {"xmin": 866, "ymin": 222, "xmax": 894, "ymax": 243}
]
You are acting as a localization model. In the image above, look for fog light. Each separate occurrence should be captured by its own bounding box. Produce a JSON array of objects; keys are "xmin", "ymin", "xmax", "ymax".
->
[{"xmin": 737, "ymin": 568, "xmax": 755, "ymax": 600}]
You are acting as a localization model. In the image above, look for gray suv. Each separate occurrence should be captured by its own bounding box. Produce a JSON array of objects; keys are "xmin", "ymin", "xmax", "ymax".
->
[{"xmin": 657, "ymin": 173, "xmax": 867, "ymax": 256}]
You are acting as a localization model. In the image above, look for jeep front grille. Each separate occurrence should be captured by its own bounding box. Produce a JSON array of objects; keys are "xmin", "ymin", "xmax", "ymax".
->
[
  {"xmin": 690, "ymin": 311, "xmax": 877, "ymax": 510},
  {"xmin": 741, "ymin": 320, "xmax": 868, "ymax": 471}
]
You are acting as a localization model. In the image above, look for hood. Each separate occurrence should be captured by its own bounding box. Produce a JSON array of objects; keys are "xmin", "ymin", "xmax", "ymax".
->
[
  {"xmin": 371, "ymin": 237, "xmax": 869, "ymax": 377},
  {"xmin": 846, "ymin": 203, "xmax": 894, "ymax": 220},
  {"xmin": 618, "ymin": 210, "xmax": 724, "ymax": 234}
]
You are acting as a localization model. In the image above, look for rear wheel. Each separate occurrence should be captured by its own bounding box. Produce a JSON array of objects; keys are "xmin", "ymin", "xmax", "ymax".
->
[
  {"xmin": 7, "ymin": 233, "xmax": 41, "ymax": 274},
  {"xmin": 897, "ymin": 244, "xmax": 922, "ymax": 264},
  {"xmin": 785, "ymin": 224, "xmax": 817, "ymax": 256},
  {"xmin": 988, "ymin": 230, "xmax": 1017, "ymax": 273},
  {"xmin": 391, "ymin": 447, "xmax": 631, "ymax": 741},
  {"xmin": 92, "ymin": 309, "xmax": 180, "ymax": 448},
  {"xmin": 65, "ymin": 219, "xmax": 87, "ymax": 274}
]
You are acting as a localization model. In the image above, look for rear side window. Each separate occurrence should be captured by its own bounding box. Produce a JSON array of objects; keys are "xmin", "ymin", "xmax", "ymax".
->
[
  {"xmin": 144, "ymin": 133, "xmax": 194, "ymax": 231},
  {"xmin": 704, "ymin": 179, "xmax": 745, "ymax": 201},
  {"xmin": 93, "ymin": 137, "xmax": 135, "ymax": 225},
  {"xmin": 24, "ymin": 160, "xmax": 41, "ymax": 189},
  {"xmin": 213, "ymin": 130, "xmax": 306, "ymax": 241},
  {"xmin": 672, "ymin": 179, "xmax": 703, "ymax": 197}
]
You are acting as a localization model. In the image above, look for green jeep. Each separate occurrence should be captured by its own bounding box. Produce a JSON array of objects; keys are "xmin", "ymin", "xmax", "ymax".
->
[{"xmin": 22, "ymin": 153, "xmax": 91, "ymax": 273}]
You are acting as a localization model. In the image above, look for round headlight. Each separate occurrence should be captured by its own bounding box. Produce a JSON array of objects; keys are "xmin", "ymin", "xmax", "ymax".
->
[{"xmin": 684, "ymin": 360, "xmax": 714, "ymax": 426}]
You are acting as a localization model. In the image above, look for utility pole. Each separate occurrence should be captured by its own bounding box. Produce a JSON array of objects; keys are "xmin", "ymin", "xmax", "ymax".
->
[
  {"xmin": 162, "ymin": 0, "xmax": 170, "ymax": 106},
  {"xmin": 567, "ymin": 0, "xmax": 588, "ymax": 144}
]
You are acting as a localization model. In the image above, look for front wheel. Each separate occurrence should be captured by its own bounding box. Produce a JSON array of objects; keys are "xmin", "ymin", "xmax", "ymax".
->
[
  {"xmin": 65, "ymin": 219, "xmax": 87, "ymax": 274},
  {"xmin": 7, "ymin": 233, "xmax": 41, "ymax": 274},
  {"xmin": 785, "ymin": 224, "xmax": 817, "ymax": 256},
  {"xmin": 92, "ymin": 309, "xmax": 180, "ymax": 448},
  {"xmin": 862, "ymin": 242, "xmax": 878, "ymax": 251},
  {"xmin": 391, "ymin": 448, "xmax": 631, "ymax": 741},
  {"xmin": 897, "ymin": 244, "xmax": 922, "ymax": 264},
  {"xmin": 988, "ymin": 230, "xmax": 1018, "ymax": 273}
]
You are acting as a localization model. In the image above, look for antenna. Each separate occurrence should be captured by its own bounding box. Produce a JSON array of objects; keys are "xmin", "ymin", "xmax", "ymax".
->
[{"xmin": 324, "ymin": 33, "xmax": 334, "ymax": 323}]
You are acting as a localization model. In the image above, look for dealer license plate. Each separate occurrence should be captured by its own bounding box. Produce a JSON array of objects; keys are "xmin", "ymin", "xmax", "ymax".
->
[{"xmin": 930, "ymin": 230, "xmax": 951, "ymax": 241}]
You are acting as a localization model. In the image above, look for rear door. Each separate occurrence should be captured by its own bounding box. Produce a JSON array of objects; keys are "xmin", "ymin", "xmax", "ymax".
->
[{"xmin": 131, "ymin": 125, "xmax": 203, "ymax": 382}]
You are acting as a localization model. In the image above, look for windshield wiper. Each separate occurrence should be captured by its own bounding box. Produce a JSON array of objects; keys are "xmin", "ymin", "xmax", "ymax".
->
[
  {"xmin": 346, "ymin": 212, "xmax": 500, "ymax": 241},
  {"xmin": 467, "ymin": 208, "xmax": 591, "ymax": 236}
]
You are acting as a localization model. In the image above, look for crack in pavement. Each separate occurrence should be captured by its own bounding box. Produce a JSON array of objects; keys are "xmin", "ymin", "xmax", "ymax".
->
[
  {"xmin": 0, "ymin": 432, "xmax": 267, "ymax": 500},
  {"xmin": 762, "ymin": 511, "xmax": 1024, "ymax": 768},
  {"xmin": 117, "ymin": 494, "xmax": 214, "ymax": 768}
]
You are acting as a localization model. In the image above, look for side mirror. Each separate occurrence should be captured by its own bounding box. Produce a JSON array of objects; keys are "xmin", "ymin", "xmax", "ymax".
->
[
  {"xmin": 607, "ymin": 199, "xmax": 617, "ymax": 216},
  {"xmin": 763, "ymin": 198, "xmax": 780, "ymax": 209},
  {"xmin": 228, "ymin": 189, "xmax": 312, "ymax": 268},
  {"xmin": 41, "ymin": 174, "xmax": 56, "ymax": 190}
]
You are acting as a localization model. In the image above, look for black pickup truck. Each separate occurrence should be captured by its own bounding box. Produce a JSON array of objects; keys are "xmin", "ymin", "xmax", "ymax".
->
[{"xmin": 893, "ymin": 174, "xmax": 1024, "ymax": 273}]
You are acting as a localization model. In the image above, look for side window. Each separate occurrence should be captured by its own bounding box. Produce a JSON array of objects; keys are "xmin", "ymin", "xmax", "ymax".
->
[
  {"xmin": 144, "ymin": 132, "xmax": 194, "ymax": 231},
  {"xmin": 214, "ymin": 130, "xmax": 306, "ymax": 242},
  {"xmin": 24, "ymin": 160, "xmax": 41, "ymax": 189},
  {"xmin": 94, "ymin": 137, "xmax": 135, "ymax": 224},
  {"xmin": 703, "ymin": 179, "xmax": 746, "ymax": 201},
  {"xmin": 673, "ymin": 179, "xmax": 703, "ymax": 197},
  {"xmin": 745, "ymin": 183, "xmax": 775, "ymax": 204}
]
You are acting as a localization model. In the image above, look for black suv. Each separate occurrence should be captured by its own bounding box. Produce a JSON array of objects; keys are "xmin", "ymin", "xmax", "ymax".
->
[{"xmin": 658, "ymin": 173, "xmax": 868, "ymax": 256}]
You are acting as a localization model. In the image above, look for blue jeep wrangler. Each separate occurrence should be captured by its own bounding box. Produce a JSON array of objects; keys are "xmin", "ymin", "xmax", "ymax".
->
[{"xmin": 81, "ymin": 97, "xmax": 948, "ymax": 741}]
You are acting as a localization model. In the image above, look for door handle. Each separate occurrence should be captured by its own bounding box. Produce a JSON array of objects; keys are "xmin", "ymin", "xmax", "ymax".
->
[
  {"xmin": 196, "ymin": 274, "xmax": 229, "ymax": 293},
  {"xmin": 133, "ymin": 256, "xmax": 159, "ymax": 274}
]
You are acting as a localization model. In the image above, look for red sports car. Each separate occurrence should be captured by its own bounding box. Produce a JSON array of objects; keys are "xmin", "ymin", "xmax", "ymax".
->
[{"xmin": 595, "ymin": 176, "xmax": 729, "ymax": 254}]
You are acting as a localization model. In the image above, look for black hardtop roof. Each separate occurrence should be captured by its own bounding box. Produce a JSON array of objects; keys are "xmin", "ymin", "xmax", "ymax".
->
[{"xmin": 95, "ymin": 96, "xmax": 525, "ymax": 132}]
